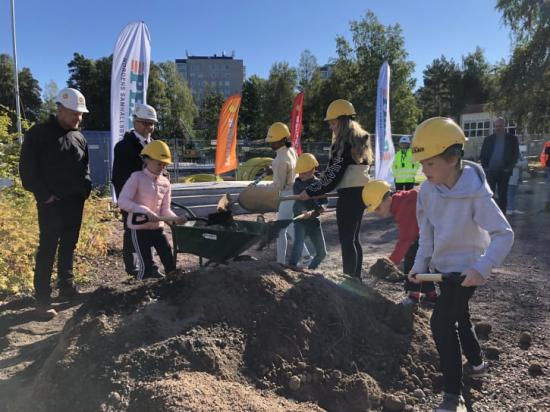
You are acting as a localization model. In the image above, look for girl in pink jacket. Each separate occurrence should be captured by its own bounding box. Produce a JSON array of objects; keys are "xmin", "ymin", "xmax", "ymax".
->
[{"xmin": 118, "ymin": 140, "xmax": 185, "ymax": 279}]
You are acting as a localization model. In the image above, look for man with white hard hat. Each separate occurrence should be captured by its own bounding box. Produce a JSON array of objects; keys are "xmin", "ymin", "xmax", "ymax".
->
[
  {"xmin": 19, "ymin": 88, "xmax": 92, "ymax": 319},
  {"xmin": 391, "ymin": 135, "xmax": 419, "ymax": 191},
  {"xmin": 111, "ymin": 103, "xmax": 163, "ymax": 279}
]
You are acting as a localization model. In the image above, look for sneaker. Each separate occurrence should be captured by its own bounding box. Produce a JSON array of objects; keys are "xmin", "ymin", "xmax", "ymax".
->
[
  {"xmin": 506, "ymin": 209, "xmax": 514, "ymax": 215},
  {"xmin": 463, "ymin": 361, "xmax": 488, "ymax": 379},
  {"xmin": 142, "ymin": 269, "xmax": 165, "ymax": 280},
  {"xmin": 422, "ymin": 293, "xmax": 438, "ymax": 308},
  {"xmin": 512, "ymin": 209, "xmax": 524, "ymax": 215},
  {"xmin": 58, "ymin": 285, "xmax": 81, "ymax": 301},
  {"xmin": 35, "ymin": 299, "xmax": 57, "ymax": 321},
  {"xmin": 400, "ymin": 295, "xmax": 420, "ymax": 306},
  {"xmin": 434, "ymin": 393, "xmax": 466, "ymax": 412}
]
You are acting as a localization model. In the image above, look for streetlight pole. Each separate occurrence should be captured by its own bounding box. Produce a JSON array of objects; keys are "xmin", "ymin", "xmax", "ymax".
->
[{"xmin": 10, "ymin": 0, "xmax": 23, "ymax": 143}]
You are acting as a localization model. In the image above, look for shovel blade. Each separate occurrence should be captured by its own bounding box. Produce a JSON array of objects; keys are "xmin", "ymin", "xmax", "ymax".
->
[{"xmin": 238, "ymin": 186, "xmax": 281, "ymax": 213}]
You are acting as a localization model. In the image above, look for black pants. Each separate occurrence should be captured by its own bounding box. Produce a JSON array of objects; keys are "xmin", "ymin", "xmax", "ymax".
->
[
  {"xmin": 395, "ymin": 182, "xmax": 414, "ymax": 191},
  {"xmin": 34, "ymin": 198, "xmax": 85, "ymax": 301},
  {"xmin": 336, "ymin": 187, "xmax": 365, "ymax": 277},
  {"xmin": 122, "ymin": 211, "xmax": 159, "ymax": 275},
  {"xmin": 431, "ymin": 278, "xmax": 483, "ymax": 396},
  {"xmin": 130, "ymin": 228, "xmax": 175, "ymax": 279},
  {"xmin": 486, "ymin": 170, "xmax": 511, "ymax": 212},
  {"xmin": 403, "ymin": 239, "xmax": 435, "ymax": 293}
]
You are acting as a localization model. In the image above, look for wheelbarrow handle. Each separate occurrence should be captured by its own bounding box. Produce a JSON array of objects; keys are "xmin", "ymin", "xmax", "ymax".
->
[{"xmin": 414, "ymin": 273, "xmax": 465, "ymax": 283}]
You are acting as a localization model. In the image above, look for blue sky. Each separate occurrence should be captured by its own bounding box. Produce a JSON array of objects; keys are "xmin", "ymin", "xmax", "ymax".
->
[{"xmin": 1, "ymin": 0, "xmax": 511, "ymax": 95}]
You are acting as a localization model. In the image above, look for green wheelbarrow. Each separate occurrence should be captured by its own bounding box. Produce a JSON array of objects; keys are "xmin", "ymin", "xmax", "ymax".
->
[{"xmin": 170, "ymin": 204, "xmax": 283, "ymax": 266}]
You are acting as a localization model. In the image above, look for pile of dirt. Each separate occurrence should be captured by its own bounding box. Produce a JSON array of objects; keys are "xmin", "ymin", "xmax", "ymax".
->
[
  {"xmin": 8, "ymin": 261, "xmax": 439, "ymax": 412},
  {"xmin": 368, "ymin": 258, "xmax": 404, "ymax": 283}
]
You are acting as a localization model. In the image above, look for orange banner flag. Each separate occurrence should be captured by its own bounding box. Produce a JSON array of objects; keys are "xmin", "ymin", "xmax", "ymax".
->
[{"xmin": 215, "ymin": 94, "xmax": 242, "ymax": 175}]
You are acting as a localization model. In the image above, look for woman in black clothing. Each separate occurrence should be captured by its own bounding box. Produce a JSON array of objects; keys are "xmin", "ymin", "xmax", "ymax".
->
[{"xmin": 297, "ymin": 99, "xmax": 373, "ymax": 278}]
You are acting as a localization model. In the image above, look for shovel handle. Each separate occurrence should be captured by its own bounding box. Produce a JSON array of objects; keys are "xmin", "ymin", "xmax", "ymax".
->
[
  {"xmin": 415, "ymin": 273, "xmax": 465, "ymax": 283},
  {"xmin": 414, "ymin": 273, "xmax": 444, "ymax": 282},
  {"xmin": 280, "ymin": 193, "xmax": 338, "ymax": 202}
]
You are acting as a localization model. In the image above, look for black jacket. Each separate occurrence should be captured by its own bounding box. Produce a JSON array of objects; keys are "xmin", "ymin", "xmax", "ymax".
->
[
  {"xmin": 111, "ymin": 131, "xmax": 147, "ymax": 197},
  {"xmin": 19, "ymin": 116, "xmax": 91, "ymax": 203},
  {"xmin": 305, "ymin": 142, "xmax": 368, "ymax": 196},
  {"xmin": 293, "ymin": 176, "xmax": 328, "ymax": 218},
  {"xmin": 479, "ymin": 133, "xmax": 519, "ymax": 173}
]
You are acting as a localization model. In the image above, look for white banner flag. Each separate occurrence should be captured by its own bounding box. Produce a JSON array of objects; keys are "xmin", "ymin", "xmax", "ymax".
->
[
  {"xmin": 110, "ymin": 21, "xmax": 151, "ymax": 172},
  {"xmin": 374, "ymin": 61, "xmax": 395, "ymax": 183}
]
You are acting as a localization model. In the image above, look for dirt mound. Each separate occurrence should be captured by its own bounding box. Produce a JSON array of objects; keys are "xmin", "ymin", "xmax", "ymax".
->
[
  {"xmin": 368, "ymin": 258, "xmax": 404, "ymax": 282},
  {"xmin": 10, "ymin": 262, "xmax": 439, "ymax": 412}
]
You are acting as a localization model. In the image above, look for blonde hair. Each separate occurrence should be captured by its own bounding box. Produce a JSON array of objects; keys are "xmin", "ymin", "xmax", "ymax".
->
[{"xmin": 331, "ymin": 117, "xmax": 373, "ymax": 164}]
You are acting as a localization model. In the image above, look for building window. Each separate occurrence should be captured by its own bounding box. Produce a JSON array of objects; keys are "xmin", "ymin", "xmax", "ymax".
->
[{"xmin": 463, "ymin": 120, "xmax": 490, "ymax": 138}]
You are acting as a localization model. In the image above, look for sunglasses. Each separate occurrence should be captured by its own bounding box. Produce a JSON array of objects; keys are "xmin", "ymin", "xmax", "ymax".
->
[{"xmin": 136, "ymin": 120, "xmax": 156, "ymax": 127}]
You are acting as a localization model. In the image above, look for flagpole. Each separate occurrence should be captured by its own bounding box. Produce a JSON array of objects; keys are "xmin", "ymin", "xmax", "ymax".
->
[{"xmin": 10, "ymin": 0, "xmax": 22, "ymax": 143}]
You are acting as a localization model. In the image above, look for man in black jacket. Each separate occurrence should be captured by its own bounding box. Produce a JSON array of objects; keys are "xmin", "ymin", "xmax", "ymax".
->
[
  {"xmin": 19, "ymin": 88, "xmax": 92, "ymax": 319},
  {"xmin": 479, "ymin": 117, "xmax": 519, "ymax": 213},
  {"xmin": 111, "ymin": 103, "xmax": 162, "ymax": 278}
]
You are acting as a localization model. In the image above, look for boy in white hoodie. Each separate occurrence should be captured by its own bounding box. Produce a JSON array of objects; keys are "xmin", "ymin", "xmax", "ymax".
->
[{"xmin": 408, "ymin": 117, "xmax": 514, "ymax": 412}]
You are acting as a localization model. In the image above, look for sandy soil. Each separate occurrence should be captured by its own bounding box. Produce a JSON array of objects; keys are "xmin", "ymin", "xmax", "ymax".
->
[{"xmin": 0, "ymin": 176, "xmax": 548, "ymax": 411}]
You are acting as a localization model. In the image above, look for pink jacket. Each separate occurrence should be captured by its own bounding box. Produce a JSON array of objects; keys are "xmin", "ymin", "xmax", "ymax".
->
[{"xmin": 118, "ymin": 168, "xmax": 176, "ymax": 230}]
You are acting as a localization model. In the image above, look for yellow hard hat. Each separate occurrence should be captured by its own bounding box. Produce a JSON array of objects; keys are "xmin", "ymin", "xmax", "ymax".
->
[
  {"xmin": 324, "ymin": 99, "xmax": 356, "ymax": 121},
  {"xmin": 295, "ymin": 153, "xmax": 319, "ymax": 174},
  {"xmin": 141, "ymin": 140, "xmax": 172, "ymax": 164},
  {"xmin": 362, "ymin": 180, "xmax": 391, "ymax": 212},
  {"xmin": 411, "ymin": 117, "xmax": 467, "ymax": 162},
  {"xmin": 266, "ymin": 122, "xmax": 290, "ymax": 143}
]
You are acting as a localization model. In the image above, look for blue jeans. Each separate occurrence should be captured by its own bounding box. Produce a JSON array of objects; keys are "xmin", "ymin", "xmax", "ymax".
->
[
  {"xmin": 507, "ymin": 184, "xmax": 518, "ymax": 211},
  {"xmin": 288, "ymin": 219, "xmax": 327, "ymax": 269}
]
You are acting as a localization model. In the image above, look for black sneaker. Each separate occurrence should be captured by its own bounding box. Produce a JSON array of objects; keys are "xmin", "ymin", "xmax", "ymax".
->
[
  {"xmin": 434, "ymin": 393, "xmax": 466, "ymax": 412},
  {"xmin": 58, "ymin": 285, "xmax": 81, "ymax": 301},
  {"xmin": 142, "ymin": 269, "xmax": 165, "ymax": 280}
]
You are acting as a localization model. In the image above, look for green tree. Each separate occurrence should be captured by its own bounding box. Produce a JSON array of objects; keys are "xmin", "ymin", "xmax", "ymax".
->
[
  {"xmin": 0, "ymin": 54, "xmax": 42, "ymax": 126},
  {"xmin": 155, "ymin": 61, "xmax": 197, "ymax": 138},
  {"xmin": 460, "ymin": 47, "xmax": 497, "ymax": 109},
  {"xmin": 239, "ymin": 75, "xmax": 266, "ymax": 140},
  {"xmin": 302, "ymin": 11, "xmax": 421, "ymax": 137},
  {"xmin": 263, "ymin": 62, "xmax": 297, "ymax": 126},
  {"xmin": 67, "ymin": 53, "xmax": 112, "ymax": 130},
  {"xmin": 297, "ymin": 49, "xmax": 319, "ymax": 91},
  {"xmin": 194, "ymin": 86, "xmax": 225, "ymax": 141},
  {"xmin": 416, "ymin": 56, "xmax": 461, "ymax": 119},
  {"xmin": 39, "ymin": 80, "xmax": 59, "ymax": 122},
  {"xmin": 496, "ymin": 0, "xmax": 549, "ymax": 130}
]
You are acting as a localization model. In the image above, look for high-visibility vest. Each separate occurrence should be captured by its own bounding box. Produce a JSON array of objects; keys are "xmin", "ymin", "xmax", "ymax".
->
[
  {"xmin": 392, "ymin": 148, "xmax": 419, "ymax": 183},
  {"xmin": 540, "ymin": 141, "xmax": 550, "ymax": 167}
]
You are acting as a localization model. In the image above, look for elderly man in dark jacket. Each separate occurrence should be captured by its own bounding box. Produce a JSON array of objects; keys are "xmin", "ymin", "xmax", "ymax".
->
[
  {"xmin": 111, "ymin": 103, "xmax": 163, "ymax": 278},
  {"xmin": 19, "ymin": 88, "xmax": 92, "ymax": 319},
  {"xmin": 479, "ymin": 117, "xmax": 519, "ymax": 213}
]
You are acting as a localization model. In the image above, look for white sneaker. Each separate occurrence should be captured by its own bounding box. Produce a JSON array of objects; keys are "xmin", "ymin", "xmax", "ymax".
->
[
  {"xmin": 513, "ymin": 209, "xmax": 524, "ymax": 215},
  {"xmin": 506, "ymin": 209, "xmax": 514, "ymax": 215}
]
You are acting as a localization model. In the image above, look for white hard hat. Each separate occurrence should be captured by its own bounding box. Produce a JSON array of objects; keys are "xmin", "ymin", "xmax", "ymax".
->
[
  {"xmin": 133, "ymin": 103, "xmax": 158, "ymax": 123},
  {"xmin": 55, "ymin": 88, "xmax": 89, "ymax": 113},
  {"xmin": 399, "ymin": 135, "xmax": 411, "ymax": 144}
]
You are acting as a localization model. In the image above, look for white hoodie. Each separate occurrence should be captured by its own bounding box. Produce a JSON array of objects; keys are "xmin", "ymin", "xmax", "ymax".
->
[{"xmin": 411, "ymin": 160, "xmax": 514, "ymax": 279}]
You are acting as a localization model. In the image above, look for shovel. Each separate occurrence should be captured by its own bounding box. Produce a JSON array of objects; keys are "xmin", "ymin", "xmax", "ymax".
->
[
  {"xmin": 130, "ymin": 211, "xmax": 233, "ymax": 226},
  {"xmin": 237, "ymin": 185, "xmax": 336, "ymax": 213},
  {"xmin": 216, "ymin": 172, "xmax": 268, "ymax": 213},
  {"xmin": 414, "ymin": 273, "xmax": 466, "ymax": 283}
]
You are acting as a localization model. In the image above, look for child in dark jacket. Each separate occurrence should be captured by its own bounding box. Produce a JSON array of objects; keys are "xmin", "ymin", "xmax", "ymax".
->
[
  {"xmin": 288, "ymin": 154, "xmax": 327, "ymax": 269},
  {"xmin": 362, "ymin": 180, "xmax": 437, "ymax": 305}
]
